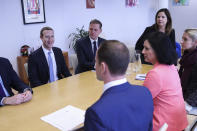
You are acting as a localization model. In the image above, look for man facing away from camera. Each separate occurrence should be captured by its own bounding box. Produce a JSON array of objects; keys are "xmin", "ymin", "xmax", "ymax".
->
[{"xmin": 84, "ymin": 40, "xmax": 154, "ymax": 131}]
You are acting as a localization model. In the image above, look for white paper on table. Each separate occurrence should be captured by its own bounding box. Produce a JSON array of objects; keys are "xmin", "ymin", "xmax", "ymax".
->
[
  {"xmin": 40, "ymin": 105, "xmax": 85, "ymax": 131},
  {"xmin": 135, "ymin": 74, "xmax": 146, "ymax": 80},
  {"xmin": 185, "ymin": 101, "xmax": 193, "ymax": 112}
]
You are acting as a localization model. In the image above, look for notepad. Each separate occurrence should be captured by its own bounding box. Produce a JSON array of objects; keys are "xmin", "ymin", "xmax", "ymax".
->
[
  {"xmin": 41, "ymin": 105, "xmax": 85, "ymax": 131},
  {"xmin": 135, "ymin": 74, "xmax": 146, "ymax": 80},
  {"xmin": 185, "ymin": 102, "xmax": 197, "ymax": 116}
]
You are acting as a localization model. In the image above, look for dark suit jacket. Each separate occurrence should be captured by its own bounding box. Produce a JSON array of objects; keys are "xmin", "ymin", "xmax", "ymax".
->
[
  {"xmin": 135, "ymin": 25, "xmax": 176, "ymax": 64},
  {"xmin": 84, "ymin": 82, "xmax": 153, "ymax": 131},
  {"xmin": 0, "ymin": 57, "xmax": 30, "ymax": 103},
  {"xmin": 179, "ymin": 48, "xmax": 197, "ymax": 106},
  {"xmin": 28, "ymin": 47, "xmax": 71, "ymax": 88},
  {"xmin": 76, "ymin": 36, "xmax": 105, "ymax": 74}
]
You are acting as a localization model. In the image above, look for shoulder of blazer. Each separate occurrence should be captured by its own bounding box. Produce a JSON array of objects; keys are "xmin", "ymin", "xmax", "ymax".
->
[
  {"xmin": 0, "ymin": 57, "xmax": 8, "ymax": 64},
  {"xmin": 98, "ymin": 37, "xmax": 106, "ymax": 43},
  {"xmin": 146, "ymin": 25, "xmax": 156, "ymax": 33},
  {"xmin": 98, "ymin": 37, "xmax": 105, "ymax": 41},
  {"xmin": 29, "ymin": 47, "xmax": 43, "ymax": 57},
  {"xmin": 0, "ymin": 58, "xmax": 10, "ymax": 70},
  {"xmin": 52, "ymin": 47, "xmax": 63, "ymax": 60},
  {"xmin": 52, "ymin": 47, "xmax": 62, "ymax": 53},
  {"xmin": 77, "ymin": 36, "xmax": 90, "ymax": 45}
]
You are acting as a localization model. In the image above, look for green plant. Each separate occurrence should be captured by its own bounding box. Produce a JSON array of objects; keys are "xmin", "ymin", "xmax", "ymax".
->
[{"xmin": 68, "ymin": 26, "xmax": 89, "ymax": 53}]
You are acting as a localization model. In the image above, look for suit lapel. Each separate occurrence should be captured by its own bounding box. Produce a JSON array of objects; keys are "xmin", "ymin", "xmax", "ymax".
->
[
  {"xmin": 98, "ymin": 37, "xmax": 104, "ymax": 47},
  {"xmin": 98, "ymin": 37, "xmax": 101, "ymax": 47},
  {"xmin": 0, "ymin": 68, "xmax": 8, "ymax": 91},
  {"xmin": 39, "ymin": 47, "xmax": 50, "ymax": 76},
  {"xmin": 53, "ymin": 48, "xmax": 59, "ymax": 75},
  {"xmin": 0, "ymin": 60, "xmax": 12, "ymax": 95},
  {"xmin": 86, "ymin": 37, "xmax": 94, "ymax": 59}
]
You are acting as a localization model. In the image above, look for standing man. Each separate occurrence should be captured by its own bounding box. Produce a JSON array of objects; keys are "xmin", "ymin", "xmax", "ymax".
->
[
  {"xmin": 75, "ymin": 19, "xmax": 106, "ymax": 74},
  {"xmin": 28, "ymin": 27, "xmax": 71, "ymax": 88},
  {"xmin": 0, "ymin": 57, "xmax": 32, "ymax": 106},
  {"xmin": 84, "ymin": 40, "xmax": 153, "ymax": 131}
]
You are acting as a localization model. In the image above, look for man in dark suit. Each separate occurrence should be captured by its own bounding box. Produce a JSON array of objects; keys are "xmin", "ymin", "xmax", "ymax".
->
[
  {"xmin": 28, "ymin": 27, "xmax": 71, "ymax": 88},
  {"xmin": 0, "ymin": 57, "xmax": 32, "ymax": 106},
  {"xmin": 75, "ymin": 19, "xmax": 105, "ymax": 74},
  {"xmin": 84, "ymin": 40, "xmax": 153, "ymax": 131}
]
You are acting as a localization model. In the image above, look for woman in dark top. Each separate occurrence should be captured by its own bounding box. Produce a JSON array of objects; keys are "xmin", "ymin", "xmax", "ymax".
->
[
  {"xmin": 179, "ymin": 29, "xmax": 197, "ymax": 107},
  {"xmin": 135, "ymin": 8, "xmax": 176, "ymax": 64}
]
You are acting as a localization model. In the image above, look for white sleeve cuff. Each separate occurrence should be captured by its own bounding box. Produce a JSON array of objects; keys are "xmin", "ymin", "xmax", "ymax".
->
[{"xmin": 0, "ymin": 97, "xmax": 6, "ymax": 106}]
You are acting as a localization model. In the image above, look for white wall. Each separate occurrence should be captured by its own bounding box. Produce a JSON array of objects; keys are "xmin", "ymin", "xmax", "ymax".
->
[
  {"xmin": 0, "ymin": 0, "xmax": 158, "ymax": 72},
  {"xmin": 63, "ymin": 0, "xmax": 157, "ymax": 47},
  {"xmin": 169, "ymin": 0, "xmax": 197, "ymax": 42},
  {"xmin": 0, "ymin": 0, "xmax": 68, "ymax": 72}
]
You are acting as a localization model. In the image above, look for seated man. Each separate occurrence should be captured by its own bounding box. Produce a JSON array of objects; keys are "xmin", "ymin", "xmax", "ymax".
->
[
  {"xmin": 75, "ymin": 19, "xmax": 106, "ymax": 74},
  {"xmin": 28, "ymin": 27, "xmax": 71, "ymax": 88},
  {"xmin": 84, "ymin": 40, "xmax": 153, "ymax": 131},
  {"xmin": 0, "ymin": 57, "xmax": 32, "ymax": 106}
]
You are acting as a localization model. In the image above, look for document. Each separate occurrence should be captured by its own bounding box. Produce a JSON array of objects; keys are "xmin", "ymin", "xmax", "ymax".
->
[
  {"xmin": 41, "ymin": 105, "xmax": 85, "ymax": 131},
  {"xmin": 185, "ymin": 102, "xmax": 197, "ymax": 116},
  {"xmin": 135, "ymin": 74, "xmax": 146, "ymax": 80}
]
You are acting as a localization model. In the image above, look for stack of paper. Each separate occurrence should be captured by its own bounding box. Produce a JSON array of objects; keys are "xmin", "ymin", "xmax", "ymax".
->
[
  {"xmin": 135, "ymin": 74, "xmax": 146, "ymax": 80},
  {"xmin": 185, "ymin": 102, "xmax": 197, "ymax": 116},
  {"xmin": 41, "ymin": 105, "xmax": 85, "ymax": 131}
]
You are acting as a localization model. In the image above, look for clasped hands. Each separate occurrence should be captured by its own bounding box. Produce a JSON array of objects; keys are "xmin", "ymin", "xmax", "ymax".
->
[{"xmin": 3, "ymin": 90, "xmax": 32, "ymax": 105}]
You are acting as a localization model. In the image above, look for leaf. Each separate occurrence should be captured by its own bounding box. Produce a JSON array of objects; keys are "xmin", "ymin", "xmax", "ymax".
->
[{"xmin": 68, "ymin": 26, "xmax": 89, "ymax": 53}]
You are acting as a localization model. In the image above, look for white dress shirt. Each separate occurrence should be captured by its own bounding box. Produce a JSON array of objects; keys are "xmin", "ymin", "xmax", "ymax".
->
[
  {"xmin": 103, "ymin": 78, "xmax": 127, "ymax": 93},
  {"xmin": 89, "ymin": 37, "xmax": 98, "ymax": 53},
  {"xmin": 42, "ymin": 45, "xmax": 58, "ymax": 82}
]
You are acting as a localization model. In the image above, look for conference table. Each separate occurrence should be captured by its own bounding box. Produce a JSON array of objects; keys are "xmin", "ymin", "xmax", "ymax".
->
[{"xmin": 0, "ymin": 64, "xmax": 196, "ymax": 131}]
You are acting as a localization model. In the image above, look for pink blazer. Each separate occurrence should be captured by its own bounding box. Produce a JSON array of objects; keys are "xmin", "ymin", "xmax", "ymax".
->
[{"xmin": 143, "ymin": 63, "xmax": 188, "ymax": 131}]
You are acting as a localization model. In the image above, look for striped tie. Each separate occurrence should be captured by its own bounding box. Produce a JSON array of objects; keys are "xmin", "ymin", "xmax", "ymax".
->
[
  {"xmin": 48, "ymin": 52, "xmax": 55, "ymax": 82},
  {"xmin": 93, "ymin": 41, "xmax": 97, "ymax": 58}
]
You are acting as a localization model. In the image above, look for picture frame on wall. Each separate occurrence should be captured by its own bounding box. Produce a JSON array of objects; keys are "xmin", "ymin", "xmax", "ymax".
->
[
  {"xmin": 21, "ymin": 0, "xmax": 46, "ymax": 24},
  {"xmin": 173, "ymin": 0, "xmax": 189, "ymax": 6}
]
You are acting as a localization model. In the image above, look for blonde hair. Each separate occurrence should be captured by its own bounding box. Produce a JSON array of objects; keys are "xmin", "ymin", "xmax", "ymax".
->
[{"xmin": 184, "ymin": 28, "xmax": 197, "ymax": 42}]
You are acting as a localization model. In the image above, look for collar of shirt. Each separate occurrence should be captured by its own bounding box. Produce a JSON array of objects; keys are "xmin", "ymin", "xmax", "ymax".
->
[
  {"xmin": 89, "ymin": 37, "xmax": 98, "ymax": 44},
  {"xmin": 89, "ymin": 37, "xmax": 98, "ymax": 50},
  {"xmin": 103, "ymin": 78, "xmax": 127, "ymax": 93},
  {"xmin": 42, "ymin": 45, "xmax": 54, "ymax": 62},
  {"xmin": 41, "ymin": 45, "xmax": 58, "ymax": 81}
]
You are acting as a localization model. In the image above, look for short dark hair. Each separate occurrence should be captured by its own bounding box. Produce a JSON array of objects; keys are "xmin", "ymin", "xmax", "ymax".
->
[
  {"xmin": 146, "ymin": 32, "xmax": 177, "ymax": 65},
  {"xmin": 154, "ymin": 8, "xmax": 172, "ymax": 35},
  {"xmin": 90, "ymin": 19, "xmax": 102, "ymax": 29},
  {"xmin": 97, "ymin": 40, "xmax": 130, "ymax": 75},
  {"xmin": 40, "ymin": 26, "xmax": 53, "ymax": 38}
]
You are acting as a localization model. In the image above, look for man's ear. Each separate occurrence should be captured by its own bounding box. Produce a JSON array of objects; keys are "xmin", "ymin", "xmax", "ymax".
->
[
  {"xmin": 101, "ymin": 62, "xmax": 107, "ymax": 74},
  {"xmin": 101, "ymin": 62, "xmax": 109, "ymax": 75}
]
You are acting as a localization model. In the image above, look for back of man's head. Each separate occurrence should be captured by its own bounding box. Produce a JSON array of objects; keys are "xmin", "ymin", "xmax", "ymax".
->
[{"xmin": 97, "ymin": 40, "xmax": 130, "ymax": 76}]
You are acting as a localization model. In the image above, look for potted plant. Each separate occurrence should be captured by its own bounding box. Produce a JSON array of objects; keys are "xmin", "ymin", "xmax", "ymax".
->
[{"xmin": 68, "ymin": 26, "xmax": 89, "ymax": 53}]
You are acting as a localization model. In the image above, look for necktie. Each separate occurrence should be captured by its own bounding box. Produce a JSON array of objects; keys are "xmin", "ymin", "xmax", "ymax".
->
[
  {"xmin": 48, "ymin": 52, "xmax": 55, "ymax": 82},
  {"xmin": 93, "ymin": 41, "xmax": 97, "ymax": 58},
  {"xmin": 0, "ymin": 80, "xmax": 6, "ymax": 97}
]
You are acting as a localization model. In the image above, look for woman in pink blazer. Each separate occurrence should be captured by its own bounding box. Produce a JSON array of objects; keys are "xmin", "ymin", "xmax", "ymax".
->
[{"xmin": 142, "ymin": 32, "xmax": 188, "ymax": 131}]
